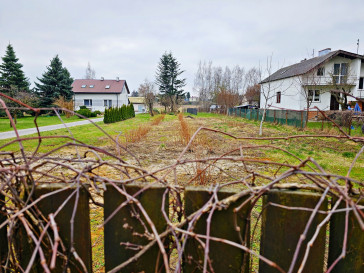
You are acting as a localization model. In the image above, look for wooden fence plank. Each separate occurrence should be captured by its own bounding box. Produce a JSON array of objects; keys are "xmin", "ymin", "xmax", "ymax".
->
[
  {"xmin": 0, "ymin": 194, "xmax": 7, "ymax": 272},
  {"xmin": 104, "ymin": 183, "xmax": 168, "ymax": 273},
  {"xmin": 183, "ymin": 187, "xmax": 251, "ymax": 273},
  {"xmin": 328, "ymin": 198, "xmax": 364, "ymax": 273},
  {"xmin": 259, "ymin": 190, "xmax": 328, "ymax": 273},
  {"xmin": 37, "ymin": 184, "xmax": 92, "ymax": 272},
  {"xmin": 15, "ymin": 184, "xmax": 92, "ymax": 272}
]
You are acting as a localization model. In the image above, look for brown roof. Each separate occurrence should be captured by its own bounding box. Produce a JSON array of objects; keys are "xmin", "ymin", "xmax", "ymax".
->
[
  {"xmin": 72, "ymin": 79, "xmax": 130, "ymax": 94},
  {"xmin": 261, "ymin": 50, "xmax": 364, "ymax": 83}
]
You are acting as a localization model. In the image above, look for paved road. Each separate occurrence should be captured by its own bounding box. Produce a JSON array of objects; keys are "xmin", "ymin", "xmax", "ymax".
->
[{"xmin": 0, "ymin": 118, "xmax": 103, "ymax": 140}]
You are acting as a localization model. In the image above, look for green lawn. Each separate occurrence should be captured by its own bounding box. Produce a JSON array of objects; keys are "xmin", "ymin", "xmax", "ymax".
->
[
  {"xmin": 0, "ymin": 114, "xmax": 167, "ymax": 154},
  {"xmin": 0, "ymin": 115, "xmax": 101, "ymax": 132}
]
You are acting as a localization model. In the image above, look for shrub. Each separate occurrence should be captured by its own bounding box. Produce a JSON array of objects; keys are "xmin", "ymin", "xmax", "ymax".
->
[
  {"xmin": 77, "ymin": 108, "xmax": 92, "ymax": 118},
  {"xmin": 342, "ymin": 152, "xmax": 355, "ymax": 158},
  {"xmin": 90, "ymin": 112, "xmax": 97, "ymax": 117},
  {"xmin": 54, "ymin": 96, "xmax": 74, "ymax": 118},
  {"xmin": 153, "ymin": 108, "xmax": 160, "ymax": 114},
  {"xmin": 130, "ymin": 103, "xmax": 135, "ymax": 117},
  {"xmin": 79, "ymin": 106, "xmax": 87, "ymax": 110},
  {"xmin": 94, "ymin": 110, "xmax": 101, "ymax": 115}
]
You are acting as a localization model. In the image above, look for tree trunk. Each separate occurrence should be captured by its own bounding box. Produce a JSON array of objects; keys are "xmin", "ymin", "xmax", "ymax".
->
[
  {"xmin": 149, "ymin": 103, "xmax": 154, "ymax": 116},
  {"xmin": 259, "ymin": 107, "xmax": 267, "ymax": 136}
]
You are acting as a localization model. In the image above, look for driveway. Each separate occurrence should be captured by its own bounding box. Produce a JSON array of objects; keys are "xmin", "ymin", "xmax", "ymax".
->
[{"xmin": 0, "ymin": 118, "xmax": 103, "ymax": 140}]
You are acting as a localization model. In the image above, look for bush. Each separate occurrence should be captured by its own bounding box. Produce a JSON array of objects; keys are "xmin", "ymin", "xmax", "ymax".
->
[
  {"xmin": 79, "ymin": 106, "xmax": 87, "ymax": 110},
  {"xmin": 342, "ymin": 152, "xmax": 355, "ymax": 158},
  {"xmin": 77, "ymin": 108, "xmax": 92, "ymax": 118},
  {"xmin": 90, "ymin": 112, "xmax": 97, "ymax": 117},
  {"xmin": 94, "ymin": 110, "xmax": 101, "ymax": 115},
  {"xmin": 153, "ymin": 108, "xmax": 160, "ymax": 114}
]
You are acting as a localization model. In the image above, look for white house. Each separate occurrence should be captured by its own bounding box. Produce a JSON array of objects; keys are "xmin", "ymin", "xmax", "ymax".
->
[
  {"xmin": 72, "ymin": 78, "xmax": 130, "ymax": 112},
  {"xmin": 260, "ymin": 49, "xmax": 364, "ymax": 114},
  {"xmin": 129, "ymin": 97, "xmax": 146, "ymax": 113}
]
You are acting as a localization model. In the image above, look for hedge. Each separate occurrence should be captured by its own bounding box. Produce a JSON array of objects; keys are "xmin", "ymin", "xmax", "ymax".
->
[{"xmin": 104, "ymin": 104, "xmax": 135, "ymax": 124}]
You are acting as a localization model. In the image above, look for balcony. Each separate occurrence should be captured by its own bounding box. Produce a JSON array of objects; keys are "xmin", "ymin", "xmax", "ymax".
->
[{"xmin": 301, "ymin": 76, "xmax": 357, "ymax": 87}]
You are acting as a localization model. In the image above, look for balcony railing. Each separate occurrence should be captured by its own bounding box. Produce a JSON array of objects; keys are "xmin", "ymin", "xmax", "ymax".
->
[
  {"xmin": 301, "ymin": 76, "xmax": 357, "ymax": 86},
  {"xmin": 357, "ymin": 89, "xmax": 364, "ymax": 98}
]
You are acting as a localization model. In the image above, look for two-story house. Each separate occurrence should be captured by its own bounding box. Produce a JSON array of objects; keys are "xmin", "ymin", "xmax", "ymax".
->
[
  {"xmin": 72, "ymin": 78, "xmax": 130, "ymax": 112},
  {"xmin": 260, "ymin": 49, "xmax": 364, "ymax": 115}
]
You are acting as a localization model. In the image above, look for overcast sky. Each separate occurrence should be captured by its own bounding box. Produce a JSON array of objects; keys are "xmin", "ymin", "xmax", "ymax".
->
[{"xmin": 1, "ymin": 0, "xmax": 364, "ymax": 95}]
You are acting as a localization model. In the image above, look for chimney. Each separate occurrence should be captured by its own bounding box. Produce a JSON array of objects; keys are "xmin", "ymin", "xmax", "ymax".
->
[
  {"xmin": 318, "ymin": 48, "xmax": 331, "ymax": 57},
  {"xmin": 101, "ymin": 77, "xmax": 104, "ymax": 81},
  {"xmin": 116, "ymin": 77, "xmax": 119, "ymax": 82}
]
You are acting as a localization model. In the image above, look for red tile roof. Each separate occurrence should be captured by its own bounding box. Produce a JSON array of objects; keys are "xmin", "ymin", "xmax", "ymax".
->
[{"xmin": 72, "ymin": 79, "xmax": 130, "ymax": 94}]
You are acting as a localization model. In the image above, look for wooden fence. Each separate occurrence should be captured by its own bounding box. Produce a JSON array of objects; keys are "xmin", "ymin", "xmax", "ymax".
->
[{"xmin": 0, "ymin": 183, "xmax": 362, "ymax": 273}]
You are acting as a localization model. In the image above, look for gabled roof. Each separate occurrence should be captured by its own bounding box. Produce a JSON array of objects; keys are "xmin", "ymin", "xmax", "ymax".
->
[
  {"xmin": 72, "ymin": 79, "xmax": 130, "ymax": 94},
  {"xmin": 261, "ymin": 50, "xmax": 364, "ymax": 83}
]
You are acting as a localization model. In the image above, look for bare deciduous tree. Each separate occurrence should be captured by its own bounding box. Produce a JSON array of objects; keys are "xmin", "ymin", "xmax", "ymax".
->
[
  {"xmin": 194, "ymin": 61, "xmax": 245, "ymax": 110},
  {"xmin": 326, "ymin": 61, "xmax": 356, "ymax": 110},
  {"xmin": 216, "ymin": 86, "xmax": 239, "ymax": 114},
  {"xmin": 138, "ymin": 79, "xmax": 156, "ymax": 116},
  {"xmin": 245, "ymin": 84, "xmax": 260, "ymax": 105},
  {"xmin": 259, "ymin": 55, "xmax": 292, "ymax": 136},
  {"xmin": 194, "ymin": 61, "xmax": 214, "ymax": 110},
  {"xmin": 85, "ymin": 62, "xmax": 96, "ymax": 79}
]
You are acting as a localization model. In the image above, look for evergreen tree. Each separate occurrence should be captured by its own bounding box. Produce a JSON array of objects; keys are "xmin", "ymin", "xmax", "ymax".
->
[
  {"xmin": 0, "ymin": 44, "xmax": 30, "ymax": 91},
  {"xmin": 155, "ymin": 52, "xmax": 186, "ymax": 112},
  {"xmin": 35, "ymin": 55, "xmax": 73, "ymax": 107}
]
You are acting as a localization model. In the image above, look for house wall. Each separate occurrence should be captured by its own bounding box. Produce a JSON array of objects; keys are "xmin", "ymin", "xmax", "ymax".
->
[
  {"xmin": 133, "ymin": 103, "xmax": 146, "ymax": 113},
  {"xmin": 74, "ymin": 91, "xmax": 129, "ymax": 112},
  {"xmin": 260, "ymin": 77, "xmax": 304, "ymax": 110}
]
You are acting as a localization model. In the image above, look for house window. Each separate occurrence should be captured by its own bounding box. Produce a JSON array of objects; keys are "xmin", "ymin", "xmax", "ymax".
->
[
  {"xmin": 105, "ymin": 85, "xmax": 110, "ymax": 89},
  {"xmin": 84, "ymin": 99, "xmax": 92, "ymax": 106},
  {"xmin": 317, "ymin": 67, "xmax": 325, "ymax": 76},
  {"xmin": 359, "ymin": 77, "xmax": 364, "ymax": 89},
  {"xmin": 89, "ymin": 85, "xmax": 94, "ymax": 88},
  {"xmin": 104, "ymin": 100, "xmax": 112, "ymax": 108},
  {"xmin": 308, "ymin": 90, "xmax": 320, "ymax": 102},
  {"xmin": 81, "ymin": 85, "xmax": 87, "ymax": 88},
  {"xmin": 333, "ymin": 63, "xmax": 348, "ymax": 84},
  {"xmin": 276, "ymin": 92, "xmax": 281, "ymax": 103}
]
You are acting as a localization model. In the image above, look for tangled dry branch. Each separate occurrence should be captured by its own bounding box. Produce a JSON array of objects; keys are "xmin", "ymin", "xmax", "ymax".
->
[{"xmin": 0, "ymin": 91, "xmax": 363, "ymax": 273}]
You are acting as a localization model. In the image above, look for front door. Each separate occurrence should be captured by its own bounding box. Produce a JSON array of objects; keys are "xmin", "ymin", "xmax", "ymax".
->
[{"xmin": 330, "ymin": 94, "xmax": 340, "ymax": 110}]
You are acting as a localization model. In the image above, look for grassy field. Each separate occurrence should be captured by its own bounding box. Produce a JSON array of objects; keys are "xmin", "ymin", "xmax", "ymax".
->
[
  {"xmin": 0, "ymin": 115, "xmax": 100, "ymax": 132},
  {"xmin": 1, "ymin": 112, "xmax": 363, "ymax": 272},
  {"xmin": 1, "ymin": 112, "xmax": 363, "ymax": 180}
]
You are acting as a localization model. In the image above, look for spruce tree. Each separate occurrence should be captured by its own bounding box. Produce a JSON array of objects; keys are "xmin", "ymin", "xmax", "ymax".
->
[
  {"xmin": 35, "ymin": 55, "xmax": 73, "ymax": 107},
  {"xmin": 0, "ymin": 44, "xmax": 30, "ymax": 91},
  {"xmin": 155, "ymin": 52, "xmax": 186, "ymax": 112}
]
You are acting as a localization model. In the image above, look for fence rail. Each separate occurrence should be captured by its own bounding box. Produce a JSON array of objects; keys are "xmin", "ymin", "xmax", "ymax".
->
[
  {"xmin": 2, "ymin": 183, "xmax": 362, "ymax": 273},
  {"xmin": 229, "ymin": 108, "xmax": 307, "ymax": 128}
]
